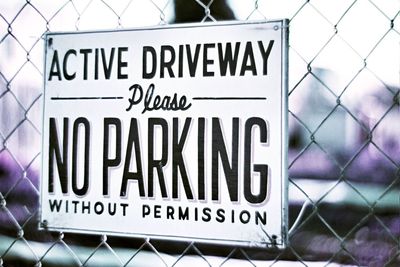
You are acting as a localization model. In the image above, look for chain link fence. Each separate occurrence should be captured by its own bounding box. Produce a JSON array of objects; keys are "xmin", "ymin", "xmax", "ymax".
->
[{"xmin": 0, "ymin": 0, "xmax": 399, "ymax": 266}]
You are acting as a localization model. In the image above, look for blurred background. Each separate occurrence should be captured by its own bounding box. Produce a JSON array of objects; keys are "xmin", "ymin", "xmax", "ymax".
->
[{"xmin": 0, "ymin": 0, "xmax": 399, "ymax": 266}]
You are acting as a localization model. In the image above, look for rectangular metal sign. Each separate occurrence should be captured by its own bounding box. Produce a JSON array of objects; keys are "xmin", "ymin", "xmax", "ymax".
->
[{"xmin": 40, "ymin": 20, "xmax": 288, "ymax": 248}]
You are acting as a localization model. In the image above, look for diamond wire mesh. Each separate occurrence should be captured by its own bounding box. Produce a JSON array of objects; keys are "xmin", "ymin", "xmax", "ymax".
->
[{"xmin": 0, "ymin": 0, "xmax": 399, "ymax": 266}]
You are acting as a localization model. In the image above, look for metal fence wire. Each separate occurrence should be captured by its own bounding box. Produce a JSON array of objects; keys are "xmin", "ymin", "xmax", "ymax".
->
[{"xmin": 0, "ymin": 0, "xmax": 399, "ymax": 266}]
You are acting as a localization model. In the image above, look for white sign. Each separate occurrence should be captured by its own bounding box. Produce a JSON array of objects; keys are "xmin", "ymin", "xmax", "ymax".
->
[{"xmin": 40, "ymin": 21, "xmax": 288, "ymax": 248}]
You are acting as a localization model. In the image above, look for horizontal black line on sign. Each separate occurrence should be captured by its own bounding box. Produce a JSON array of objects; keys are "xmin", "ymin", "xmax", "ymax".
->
[
  {"xmin": 51, "ymin": 96, "xmax": 124, "ymax": 100},
  {"xmin": 192, "ymin": 97, "xmax": 267, "ymax": 100}
]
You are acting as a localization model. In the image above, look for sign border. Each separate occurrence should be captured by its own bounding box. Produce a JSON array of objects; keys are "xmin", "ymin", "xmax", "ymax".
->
[{"xmin": 39, "ymin": 19, "xmax": 289, "ymax": 248}]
